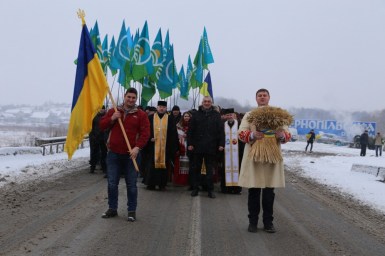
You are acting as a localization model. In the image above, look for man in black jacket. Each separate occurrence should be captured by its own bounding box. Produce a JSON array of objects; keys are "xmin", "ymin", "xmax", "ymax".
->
[
  {"xmin": 360, "ymin": 130, "xmax": 369, "ymax": 156},
  {"xmin": 188, "ymin": 96, "xmax": 225, "ymax": 198},
  {"xmin": 305, "ymin": 129, "xmax": 316, "ymax": 153},
  {"xmin": 89, "ymin": 106, "xmax": 107, "ymax": 173}
]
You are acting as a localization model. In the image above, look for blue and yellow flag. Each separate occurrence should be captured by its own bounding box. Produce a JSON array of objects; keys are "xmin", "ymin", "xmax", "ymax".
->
[
  {"xmin": 65, "ymin": 22, "xmax": 109, "ymax": 160},
  {"xmin": 200, "ymin": 71, "xmax": 213, "ymax": 99}
]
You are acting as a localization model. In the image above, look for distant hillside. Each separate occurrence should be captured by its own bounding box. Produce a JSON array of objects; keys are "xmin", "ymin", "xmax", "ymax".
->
[{"xmin": 0, "ymin": 100, "xmax": 383, "ymax": 134}]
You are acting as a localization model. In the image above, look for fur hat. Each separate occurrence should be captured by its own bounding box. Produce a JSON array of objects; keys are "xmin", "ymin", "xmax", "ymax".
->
[
  {"xmin": 222, "ymin": 108, "xmax": 234, "ymax": 114},
  {"xmin": 172, "ymin": 105, "xmax": 180, "ymax": 111}
]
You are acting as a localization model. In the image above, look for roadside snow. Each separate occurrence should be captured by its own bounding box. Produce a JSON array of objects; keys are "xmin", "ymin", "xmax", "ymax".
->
[
  {"xmin": 0, "ymin": 147, "xmax": 89, "ymax": 185},
  {"xmin": 282, "ymin": 141, "xmax": 385, "ymax": 213}
]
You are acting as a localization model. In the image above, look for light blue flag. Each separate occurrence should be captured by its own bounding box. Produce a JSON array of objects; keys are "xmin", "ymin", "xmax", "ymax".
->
[
  {"xmin": 202, "ymin": 27, "xmax": 214, "ymax": 67},
  {"xmin": 90, "ymin": 21, "xmax": 102, "ymax": 60},
  {"xmin": 132, "ymin": 21, "xmax": 154, "ymax": 81},
  {"xmin": 108, "ymin": 36, "xmax": 118, "ymax": 76},
  {"xmin": 101, "ymin": 34, "xmax": 109, "ymax": 73},
  {"xmin": 129, "ymin": 29, "xmax": 139, "ymax": 66},
  {"xmin": 110, "ymin": 21, "xmax": 130, "ymax": 70},
  {"xmin": 193, "ymin": 38, "xmax": 204, "ymax": 85},
  {"xmin": 111, "ymin": 21, "xmax": 131, "ymax": 87},
  {"xmin": 179, "ymin": 65, "xmax": 189, "ymax": 100},
  {"xmin": 186, "ymin": 55, "xmax": 193, "ymax": 81},
  {"xmin": 186, "ymin": 55, "xmax": 194, "ymax": 89},
  {"xmin": 127, "ymin": 27, "xmax": 134, "ymax": 51},
  {"xmin": 157, "ymin": 43, "xmax": 175, "ymax": 98},
  {"xmin": 141, "ymin": 76, "xmax": 156, "ymax": 103},
  {"xmin": 150, "ymin": 28, "xmax": 163, "ymax": 82},
  {"xmin": 171, "ymin": 45, "xmax": 179, "ymax": 89},
  {"xmin": 132, "ymin": 29, "xmax": 139, "ymax": 51},
  {"xmin": 163, "ymin": 30, "xmax": 170, "ymax": 61}
]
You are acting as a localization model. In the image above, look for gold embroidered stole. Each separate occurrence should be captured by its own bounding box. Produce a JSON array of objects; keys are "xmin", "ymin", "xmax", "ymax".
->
[
  {"xmin": 154, "ymin": 113, "xmax": 168, "ymax": 169},
  {"xmin": 201, "ymin": 160, "xmax": 206, "ymax": 175},
  {"xmin": 224, "ymin": 120, "xmax": 239, "ymax": 186}
]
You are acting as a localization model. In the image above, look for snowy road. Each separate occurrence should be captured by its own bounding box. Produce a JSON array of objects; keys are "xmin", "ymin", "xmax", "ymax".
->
[{"xmin": 1, "ymin": 154, "xmax": 385, "ymax": 256}]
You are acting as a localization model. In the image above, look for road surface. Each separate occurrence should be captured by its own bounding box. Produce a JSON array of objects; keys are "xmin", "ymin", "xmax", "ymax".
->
[{"xmin": 1, "ymin": 152, "xmax": 385, "ymax": 255}]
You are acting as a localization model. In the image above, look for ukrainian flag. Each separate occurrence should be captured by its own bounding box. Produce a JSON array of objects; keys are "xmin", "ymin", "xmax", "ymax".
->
[
  {"xmin": 65, "ymin": 23, "xmax": 108, "ymax": 160},
  {"xmin": 200, "ymin": 71, "xmax": 213, "ymax": 99}
]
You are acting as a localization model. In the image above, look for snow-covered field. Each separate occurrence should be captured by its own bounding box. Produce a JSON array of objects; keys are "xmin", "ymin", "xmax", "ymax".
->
[
  {"xmin": 0, "ymin": 146, "xmax": 89, "ymax": 185},
  {"xmin": 0, "ymin": 141, "xmax": 384, "ymax": 214},
  {"xmin": 282, "ymin": 141, "xmax": 385, "ymax": 213},
  {"xmin": 0, "ymin": 130, "xmax": 43, "ymax": 147}
]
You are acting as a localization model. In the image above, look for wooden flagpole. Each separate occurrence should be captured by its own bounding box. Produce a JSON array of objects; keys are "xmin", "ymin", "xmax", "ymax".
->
[
  {"xmin": 77, "ymin": 9, "xmax": 139, "ymax": 172},
  {"xmin": 106, "ymin": 88, "xmax": 140, "ymax": 172}
]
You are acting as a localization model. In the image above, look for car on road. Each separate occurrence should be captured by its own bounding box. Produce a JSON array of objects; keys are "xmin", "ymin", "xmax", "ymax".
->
[
  {"xmin": 350, "ymin": 134, "xmax": 376, "ymax": 150},
  {"xmin": 317, "ymin": 132, "xmax": 350, "ymax": 146}
]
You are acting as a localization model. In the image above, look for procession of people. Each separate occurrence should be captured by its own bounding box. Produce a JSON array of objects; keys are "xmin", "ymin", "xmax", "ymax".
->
[{"xmin": 90, "ymin": 88, "xmax": 295, "ymax": 233}]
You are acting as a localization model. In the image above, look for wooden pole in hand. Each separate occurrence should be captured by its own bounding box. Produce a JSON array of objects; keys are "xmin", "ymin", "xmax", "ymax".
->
[
  {"xmin": 76, "ymin": 10, "xmax": 139, "ymax": 172},
  {"xmin": 106, "ymin": 88, "xmax": 140, "ymax": 172}
]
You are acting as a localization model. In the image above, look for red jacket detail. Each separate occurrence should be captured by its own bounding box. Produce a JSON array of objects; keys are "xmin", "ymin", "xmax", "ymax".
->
[{"xmin": 99, "ymin": 107, "xmax": 150, "ymax": 154}]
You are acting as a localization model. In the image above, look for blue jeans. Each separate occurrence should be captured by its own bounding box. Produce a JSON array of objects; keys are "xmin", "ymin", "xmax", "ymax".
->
[
  {"xmin": 375, "ymin": 145, "xmax": 382, "ymax": 156},
  {"xmin": 106, "ymin": 151, "xmax": 140, "ymax": 212}
]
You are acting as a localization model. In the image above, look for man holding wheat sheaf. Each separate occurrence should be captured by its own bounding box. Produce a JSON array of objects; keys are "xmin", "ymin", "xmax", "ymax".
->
[{"xmin": 238, "ymin": 88, "xmax": 292, "ymax": 233}]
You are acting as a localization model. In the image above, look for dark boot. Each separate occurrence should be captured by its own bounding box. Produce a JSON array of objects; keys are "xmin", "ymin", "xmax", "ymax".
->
[
  {"xmin": 248, "ymin": 224, "xmax": 258, "ymax": 233},
  {"xmin": 191, "ymin": 189, "xmax": 199, "ymax": 197},
  {"xmin": 208, "ymin": 191, "xmax": 216, "ymax": 198}
]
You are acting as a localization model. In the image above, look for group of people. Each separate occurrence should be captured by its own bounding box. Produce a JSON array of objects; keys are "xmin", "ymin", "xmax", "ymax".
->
[
  {"xmin": 90, "ymin": 88, "xmax": 292, "ymax": 233},
  {"xmin": 305, "ymin": 129, "xmax": 384, "ymax": 157},
  {"xmin": 361, "ymin": 130, "xmax": 383, "ymax": 157}
]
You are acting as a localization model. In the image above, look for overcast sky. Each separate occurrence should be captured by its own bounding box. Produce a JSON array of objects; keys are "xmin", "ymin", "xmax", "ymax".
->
[{"xmin": 1, "ymin": 0, "xmax": 385, "ymax": 111}]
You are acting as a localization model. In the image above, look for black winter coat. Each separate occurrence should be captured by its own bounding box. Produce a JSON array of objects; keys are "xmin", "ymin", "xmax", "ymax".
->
[
  {"xmin": 187, "ymin": 106, "xmax": 225, "ymax": 155},
  {"xmin": 307, "ymin": 131, "xmax": 315, "ymax": 143},
  {"xmin": 360, "ymin": 132, "xmax": 369, "ymax": 145}
]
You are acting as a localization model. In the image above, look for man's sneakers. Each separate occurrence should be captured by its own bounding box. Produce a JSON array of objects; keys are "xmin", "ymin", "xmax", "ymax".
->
[
  {"xmin": 101, "ymin": 209, "xmax": 117, "ymax": 218},
  {"xmin": 248, "ymin": 223, "xmax": 277, "ymax": 233},
  {"xmin": 208, "ymin": 191, "xmax": 216, "ymax": 199},
  {"xmin": 191, "ymin": 189, "xmax": 199, "ymax": 197},
  {"xmin": 263, "ymin": 224, "xmax": 276, "ymax": 233},
  {"xmin": 127, "ymin": 211, "xmax": 136, "ymax": 222},
  {"xmin": 101, "ymin": 209, "xmax": 136, "ymax": 222}
]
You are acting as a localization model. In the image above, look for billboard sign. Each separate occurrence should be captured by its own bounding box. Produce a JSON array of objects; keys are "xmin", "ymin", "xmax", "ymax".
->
[
  {"xmin": 291, "ymin": 119, "xmax": 376, "ymax": 137},
  {"xmin": 292, "ymin": 119, "xmax": 346, "ymax": 136},
  {"xmin": 351, "ymin": 122, "xmax": 376, "ymax": 137}
]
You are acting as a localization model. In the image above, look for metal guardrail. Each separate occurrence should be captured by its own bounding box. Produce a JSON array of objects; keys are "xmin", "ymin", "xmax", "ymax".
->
[
  {"xmin": 35, "ymin": 136, "xmax": 89, "ymax": 156},
  {"xmin": 351, "ymin": 164, "xmax": 385, "ymax": 183}
]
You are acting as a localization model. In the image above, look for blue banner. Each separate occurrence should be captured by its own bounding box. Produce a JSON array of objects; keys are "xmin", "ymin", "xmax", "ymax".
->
[
  {"xmin": 291, "ymin": 120, "xmax": 345, "ymax": 136},
  {"xmin": 291, "ymin": 119, "xmax": 376, "ymax": 137},
  {"xmin": 351, "ymin": 122, "xmax": 376, "ymax": 137}
]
